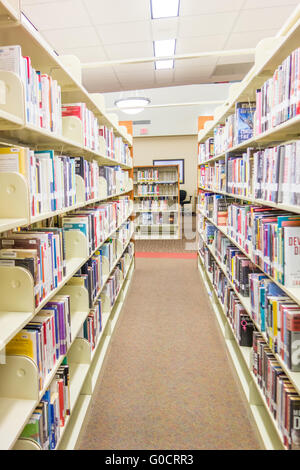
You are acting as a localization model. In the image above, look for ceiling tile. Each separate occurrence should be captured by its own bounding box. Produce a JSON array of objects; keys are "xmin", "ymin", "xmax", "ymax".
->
[
  {"xmin": 174, "ymin": 64, "xmax": 215, "ymax": 81},
  {"xmin": 113, "ymin": 62, "xmax": 154, "ymax": 77},
  {"xmin": 225, "ymin": 28, "xmax": 279, "ymax": 49},
  {"xmin": 118, "ymin": 76, "xmax": 156, "ymax": 91},
  {"xmin": 95, "ymin": 20, "xmax": 152, "ymax": 45},
  {"xmin": 151, "ymin": 18, "xmax": 179, "ymax": 41},
  {"xmin": 180, "ymin": 0, "xmax": 245, "ymax": 16},
  {"xmin": 233, "ymin": 5, "xmax": 297, "ymax": 33},
  {"xmin": 42, "ymin": 26, "xmax": 100, "ymax": 51},
  {"xmin": 58, "ymin": 45, "xmax": 108, "ymax": 63},
  {"xmin": 216, "ymin": 54, "xmax": 254, "ymax": 65},
  {"xmin": 104, "ymin": 41, "xmax": 153, "ymax": 61},
  {"xmin": 175, "ymin": 57, "xmax": 218, "ymax": 70},
  {"xmin": 176, "ymin": 35, "xmax": 227, "ymax": 55},
  {"xmin": 22, "ymin": 0, "xmax": 91, "ymax": 30},
  {"xmin": 155, "ymin": 69, "xmax": 175, "ymax": 83},
  {"xmin": 243, "ymin": 0, "xmax": 299, "ymax": 8},
  {"xmin": 178, "ymin": 11, "xmax": 239, "ymax": 38},
  {"xmin": 22, "ymin": 0, "xmax": 60, "ymax": 4},
  {"xmin": 82, "ymin": 0, "xmax": 151, "ymax": 25},
  {"xmin": 82, "ymin": 67, "xmax": 120, "ymax": 93}
]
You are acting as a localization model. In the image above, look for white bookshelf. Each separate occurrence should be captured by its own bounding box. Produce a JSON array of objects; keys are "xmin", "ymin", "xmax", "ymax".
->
[
  {"xmin": 133, "ymin": 164, "xmax": 181, "ymax": 240},
  {"xmin": 0, "ymin": 0, "xmax": 135, "ymax": 451},
  {"xmin": 196, "ymin": 6, "xmax": 300, "ymax": 451}
]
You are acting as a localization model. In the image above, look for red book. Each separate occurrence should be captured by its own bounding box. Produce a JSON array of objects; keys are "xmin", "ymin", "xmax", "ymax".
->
[{"xmin": 57, "ymin": 378, "xmax": 65, "ymax": 427}]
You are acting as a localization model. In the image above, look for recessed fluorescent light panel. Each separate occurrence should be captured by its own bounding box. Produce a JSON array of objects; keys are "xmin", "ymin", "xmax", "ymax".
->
[
  {"xmin": 154, "ymin": 39, "xmax": 176, "ymax": 57},
  {"xmin": 154, "ymin": 39, "xmax": 176, "ymax": 70},
  {"xmin": 151, "ymin": 0, "xmax": 180, "ymax": 19},
  {"xmin": 155, "ymin": 59, "xmax": 174, "ymax": 70}
]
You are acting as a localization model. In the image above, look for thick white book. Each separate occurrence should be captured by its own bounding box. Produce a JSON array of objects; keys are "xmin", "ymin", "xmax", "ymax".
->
[{"xmin": 0, "ymin": 45, "xmax": 22, "ymax": 75}]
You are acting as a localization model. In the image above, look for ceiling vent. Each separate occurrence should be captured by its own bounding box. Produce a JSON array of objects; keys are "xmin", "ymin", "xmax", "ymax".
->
[
  {"xmin": 133, "ymin": 120, "xmax": 151, "ymax": 125},
  {"xmin": 211, "ymin": 62, "xmax": 253, "ymax": 78}
]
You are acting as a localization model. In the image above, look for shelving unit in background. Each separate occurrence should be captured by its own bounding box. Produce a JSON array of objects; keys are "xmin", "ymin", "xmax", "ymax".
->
[
  {"xmin": 0, "ymin": 0, "xmax": 135, "ymax": 451},
  {"xmin": 196, "ymin": 5, "xmax": 300, "ymax": 451},
  {"xmin": 133, "ymin": 164, "xmax": 181, "ymax": 240}
]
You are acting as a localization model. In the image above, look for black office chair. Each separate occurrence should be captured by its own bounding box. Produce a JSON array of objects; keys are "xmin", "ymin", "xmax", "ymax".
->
[{"xmin": 180, "ymin": 190, "xmax": 192, "ymax": 211}]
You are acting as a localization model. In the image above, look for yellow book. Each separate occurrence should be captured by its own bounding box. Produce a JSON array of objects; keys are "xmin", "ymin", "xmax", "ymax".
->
[
  {"xmin": 6, "ymin": 329, "xmax": 37, "ymax": 360},
  {"xmin": 0, "ymin": 146, "xmax": 29, "ymax": 177}
]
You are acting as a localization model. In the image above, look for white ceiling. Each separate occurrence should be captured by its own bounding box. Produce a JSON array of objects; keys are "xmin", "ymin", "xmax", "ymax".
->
[{"xmin": 21, "ymin": 0, "xmax": 300, "ymax": 93}]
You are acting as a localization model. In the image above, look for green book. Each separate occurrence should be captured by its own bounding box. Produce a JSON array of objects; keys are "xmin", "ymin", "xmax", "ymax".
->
[{"xmin": 20, "ymin": 412, "xmax": 42, "ymax": 445}]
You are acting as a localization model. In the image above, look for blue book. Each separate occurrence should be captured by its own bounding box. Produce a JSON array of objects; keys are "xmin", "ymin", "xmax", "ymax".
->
[
  {"xmin": 62, "ymin": 218, "xmax": 89, "ymax": 240},
  {"xmin": 235, "ymin": 102, "xmax": 256, "ymax": 144}
]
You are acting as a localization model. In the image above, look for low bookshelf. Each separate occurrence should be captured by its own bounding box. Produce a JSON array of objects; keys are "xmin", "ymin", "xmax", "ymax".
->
[{"xmin": 133, "ymin": 165, "xmax": 180, "ymax": 240}]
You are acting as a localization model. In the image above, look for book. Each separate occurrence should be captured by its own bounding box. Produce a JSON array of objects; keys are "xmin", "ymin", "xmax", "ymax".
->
[
  {"xmin": 235, "ymin": 102, "xmax": 256, "ymax": 145},
  {"xmin": 283, "ymin": 225, "xmax": 300, "ymax": 287}
]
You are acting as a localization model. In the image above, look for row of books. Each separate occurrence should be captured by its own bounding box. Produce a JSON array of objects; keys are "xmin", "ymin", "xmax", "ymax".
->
[
  {"xmin": 75, "ymin": 243, "xmax": 134, "ymax": 354},
  {"xmin": 199, "ymin": 139, "xmax": 300, "ymax": 206},
  {"xmin": 198, "ymin": 192, "xmax": 300, "ymax": 288},
  {"xmin": 199, "ymin": 246, "xmax": 300, "ymax": 450},
  {"xmin": 134, "ymin": 184, "xmax": 177, "ymax": 197},
  {"xmin": 136, "ymin": 213, "xmax": 177, "ymax": 226},
  {"xmin": 0, "ymin": 46, "xmax": 131, "ymax": 158},
  {"xmin": 6, "ymin": 295, "xmax": 71, "ymax": 390},
  {"xmin": 199, "ymin": 161, "xmax": 226, "ymax": 193},
  {"xmin": 198, "ymin": 47, "xmax": 300, "ymax": 163},
  {"xmin": 227, "ymin": 204, "xmax": 300, "ymax": 287},
  {"xmin": 74, "ymin": 156, "xmax": 101, "ymax": 203},
  {"xmin": 199, "ymin": 244, "xmax": 255, "ymax": 346},
  {"xmin": 99, "ymin": 125, "xmax": 132, "ymax": 166},
  {"xmin": 19, "ymin": 360, "xmax": 70, "ymax": 450},
  {"xmin": 62, "ymin": 103, "xmax": 99, "ymax": 153},
  {"xmin": 214, "ymin": 227, "xmax": 260, "ymax": 298},
  {"xmin": 226, "ymin": 150, "xmax": 253, "ymax": 197},
  {"xmin": 198, "ymin": 137, "xmax": 214, "ymax": 163},
  {"xmin": 0, "ymin": 45, "xmax": 62, "ymax": 135},
  {"xmin": 66, "ymin": 219, "xmax": 133, "ymax": 308},
  {"xmin": 102, "ymin": 242, "xmax": 134, "ymax": 309},
  {"xmin": 5, "ymin": 239, "xmax": 134, "ymax": 399},
  {"xmin": 252, "ymin": 140, "xmax": 300, "ymax": 205},
  {"xmin": 0, "ymin": 226, "xmax": 66, "ymax": 307},
  {"xmin": 213, "ymin": 102, "xmax": 256, "ymax": 156},
  {"xmin": 199, "ymin": 192, "xmax": 235, "ymax": 226},
  {"xmin": 99, "ymin": 165, "xmax": 130, "ymax": 197},
  {"xmin": 77, "ymin": 300, "xmax": 102, "ymax": 352},
  {"xmin": 252, "ymin": 332, "xmax": 300, "ymax": 450},
  {"xmin": 199, "ymin": 220, "xmax": 300, "ymax": 374},
  {"xmin": 0, "ymin": 146, "xmax": 132, "ymax": 219},
  {"xmin": 0, "ymin": 146, "xmax": 76, "ymax": 216},
  {"xmin": 61, "ymin": 196, "xmax": 131, "ymax": 257},
  {"xmin": 249, "ymin": 273, "xmax": 300, "ymax": 374},
  {"xmin": 0, "ymin": 198, "xmax": 131, "ymax": 308},
  {"xmin": 134, "ymin": 199, "xmax": 178, "ymax": 212},
  {"xmin": 134, "ymin": 168, "xmax": 159, "ymax": 182},
  {"xmin": 16, "ymin": 244, "xmax": 135, "ymax": 449},
  {"xmin": 199, "ymin": 217, "xmax": 260, "ymax": 298},
  {"xmin": 134, "ymin": 168, "xmax": 178, "ymax": 183},
  {"xmin": 255, "ymin": 47, "xmax": 300, "ymax": 135}
]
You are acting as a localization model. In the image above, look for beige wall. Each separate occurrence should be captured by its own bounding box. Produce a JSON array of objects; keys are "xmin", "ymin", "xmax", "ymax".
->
[{"xmin": 133, "ymin": 135, "xmax": 198, "ymax": 207}]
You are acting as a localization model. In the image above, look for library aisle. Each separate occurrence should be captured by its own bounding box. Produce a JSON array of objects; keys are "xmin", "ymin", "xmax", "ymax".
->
[{"xmin": 76, "ymin": 253, "xmax": 263, "ymax": 450}]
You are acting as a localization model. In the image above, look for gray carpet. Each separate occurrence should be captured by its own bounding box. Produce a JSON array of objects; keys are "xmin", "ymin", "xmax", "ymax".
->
[{"xmin": 77, "ymin": 257, "xmax": 263, "ymax": 450}]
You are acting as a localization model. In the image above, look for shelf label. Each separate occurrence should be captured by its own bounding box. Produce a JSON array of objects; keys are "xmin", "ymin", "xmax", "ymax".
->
[
  {"xmin": 0, "ymin": 341, "xmax": 5, "ymax": 365},
  {"xmin": 0, "ymin": 80, "xmax": 5, "ymax": 105}
]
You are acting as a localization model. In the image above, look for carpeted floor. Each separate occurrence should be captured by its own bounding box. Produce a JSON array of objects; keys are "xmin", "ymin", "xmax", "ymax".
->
[{"xmin": 76, "ymin": 256, "xmax": 263, "ymax": 450}]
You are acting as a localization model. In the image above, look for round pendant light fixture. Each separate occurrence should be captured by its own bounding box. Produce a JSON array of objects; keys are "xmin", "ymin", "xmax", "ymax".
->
[{"xmin": 114, "ymin": 97, "xmax": 151, "ymax": 115}]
